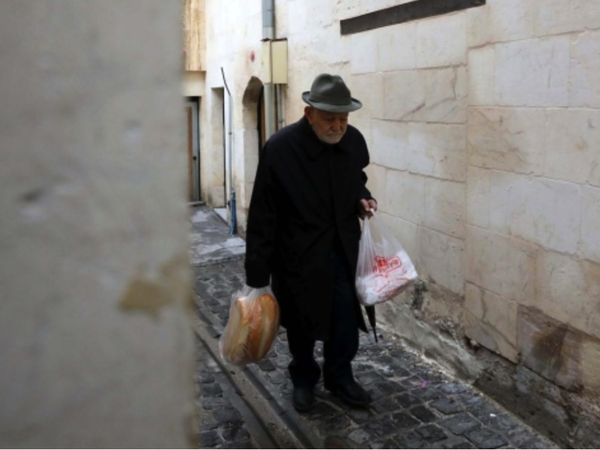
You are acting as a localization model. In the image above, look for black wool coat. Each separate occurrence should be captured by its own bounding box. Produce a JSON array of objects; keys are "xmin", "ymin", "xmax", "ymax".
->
[{"xmin": 245, "ymin": 116, "xmax": 374, "ymax": 341}]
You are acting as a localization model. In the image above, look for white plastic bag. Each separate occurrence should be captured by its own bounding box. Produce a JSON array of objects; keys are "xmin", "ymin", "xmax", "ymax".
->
[
  {"xmin": 356, "ymin": 212, "xmax": 418, "ymax": 306},
  {"xmin": 219, "ymin": 285, "xmax": 280, "ymax": 366}
]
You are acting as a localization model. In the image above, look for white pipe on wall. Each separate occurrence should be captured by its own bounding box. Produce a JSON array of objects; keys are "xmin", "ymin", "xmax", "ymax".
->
[
  {"xmin": 263, "ymin": 0, "xmax": 277, "ymax": 140},
  {"xmin": 276, "ymin": 84, "xmax": 285, "ymax": 130},
  {"xmin": 221, "ymin": 67, "xmax": 237, "ymax": 234}
]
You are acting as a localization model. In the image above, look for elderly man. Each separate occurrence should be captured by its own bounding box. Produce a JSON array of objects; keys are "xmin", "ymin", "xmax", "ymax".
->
[{"xmin": 245, "ymin": 74, "xmax": 378, "ymax": 412}]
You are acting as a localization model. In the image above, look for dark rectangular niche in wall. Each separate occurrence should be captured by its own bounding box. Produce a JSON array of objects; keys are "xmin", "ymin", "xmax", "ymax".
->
[{"xmin": 340, "ymin": 0, "xmax": 486, "ymax": 35}]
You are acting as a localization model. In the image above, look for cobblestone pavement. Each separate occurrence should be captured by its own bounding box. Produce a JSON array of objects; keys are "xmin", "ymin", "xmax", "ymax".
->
[
  {"xmin": 189, "ymin": 207, "xmax": 245, "ymax": 267},
  {"xmin": 196, "ymin": 338, "xmax": 271, "ymax": 449},
  {"xmin": 193, "ymin": 260, "xmax": 556, "ymax": 449},
  {"xmin": 190, "ymin": 206, "xmax": 557, "ymax": 449}
]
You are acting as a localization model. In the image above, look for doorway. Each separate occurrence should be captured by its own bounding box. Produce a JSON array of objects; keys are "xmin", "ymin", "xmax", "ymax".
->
[{"xmin": 185, "ymin": 97, "xmax": 201, "ymax": 202}]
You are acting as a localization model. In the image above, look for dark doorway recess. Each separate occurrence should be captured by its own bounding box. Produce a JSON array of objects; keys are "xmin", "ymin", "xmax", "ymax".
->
[
  {"xmin": 257, "ymin": 86, "xmax": 266, "ymax": 157},
  {"xmin": 340, "ymin": 0, "xmax": 486, "ymax": 35}
]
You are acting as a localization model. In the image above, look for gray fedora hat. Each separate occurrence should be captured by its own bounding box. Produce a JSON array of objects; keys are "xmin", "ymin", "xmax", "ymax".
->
[{"xmin": 302, "ymin": 74, "xmax": 363, "ymax": 113}]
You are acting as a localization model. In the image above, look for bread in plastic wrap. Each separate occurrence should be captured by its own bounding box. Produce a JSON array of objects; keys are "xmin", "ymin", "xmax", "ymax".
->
[{"xmin": 219, "ymin": 286, "xmax": 280, "ymax": 366}]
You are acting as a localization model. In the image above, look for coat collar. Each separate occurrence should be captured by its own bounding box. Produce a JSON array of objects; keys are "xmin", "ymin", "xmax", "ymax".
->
[{"xmin": 299, "ymin": 116, "xmax": 350, "ymax": 160}]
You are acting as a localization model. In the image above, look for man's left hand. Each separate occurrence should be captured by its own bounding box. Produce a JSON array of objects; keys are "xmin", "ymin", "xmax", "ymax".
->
[{"xmin": 359, "ymin": 199, "xmax": 378, "ymax": 219}]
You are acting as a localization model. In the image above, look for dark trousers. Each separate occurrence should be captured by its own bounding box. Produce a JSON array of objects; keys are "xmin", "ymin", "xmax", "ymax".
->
[{"xmin": 287, "ymin": 252, "xmax": 359, "ymax": 389}]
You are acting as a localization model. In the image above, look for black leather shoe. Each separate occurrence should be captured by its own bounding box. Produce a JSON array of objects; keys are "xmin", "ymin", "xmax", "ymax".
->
[
  {"xmin": 292, "ymin": 386, "xmax": 316, "ymax": 412},
  {"xmin": 328, "ymin": 380, "xmax": 372, "ymax": 407}
]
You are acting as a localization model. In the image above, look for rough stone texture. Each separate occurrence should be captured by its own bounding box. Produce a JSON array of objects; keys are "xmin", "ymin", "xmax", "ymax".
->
[
  {"xmin": 467, "ymin": 47, "xmax": 495, "ymax": 106},
  {"xmin": 467, "ymin": 2, "xmax": 491, "ymax": 47},
  {"xmin": 0, "ymin": 2, "xmax": 194, "ymax": 447},
  {"xmin": 570, "ymin": 30, "xmax": 600, "ymax": 108},
  {"xmin": 419, "ymin": 227, "xmax": 465, "ymax": 296},
  {"xmin": 351, "ymin": 73, "xmax": 385, "ymax": 120},
  {"xmin": 517, "ymin": 307, "xmax": 583, "ymax": 392},
  {"xmin": 544, "ymin": 109, "xmax": 600, "ymax": 187},
  {"xmin": 464, "ymin": 284, "xmax": 518, "ymax": 363},
  {"xmin": 581, "ymin": 338, "xmax": 600, "ymax": 401},
  {"xmin": 487, "ymin": 0, "xmax": 534, "ymax": 42},
  {"xmin": 385, "ymin": 170, "xmax": 425, "ymax": 223},
  {"xmin": 407, "ymin": 123, "xmax": 467, "ymax": 183},
  {"xmin": 371, "ymin": 120, "xmax": 411, "ymax": 170},
  {"xmin": 495, "ymin": 36, "xmax": 570, "ymax": 107},
  {"xmin": 376, "ymin": 289, "xmax": 482, "ymax": 382},
  {"xmin": 535, "ymin": 252, "xmax": 600, "ymax": 339},
  {"xmin": 467, "ymin": 171, "xmax": 583, "ymax": 255},
  {"xmin": 474, "ymin": 345, "xmax": 600, "ymax": 449},
  {"xmin": 533, "ymin": 0, "xmax": 600, "ymax": 36},
  {"xmin": 383, "ymin": 71, "xmax": 425, "ymax": 122},
  {"xmin": 466, "ymin": 226, "xmax": 537, "ymax": 304},
  {"xmin": 376, "ymin": 23, "xmax": 417, "ymax": 72},
  {"xmin": 467, "ymin": 0, "xmax": 537, "ymax": 46},
  {"xmin": 582, "ymin": 187, "xmax": 600, "ymax": 264},
  {"xmin": 383, "ymin": 67, "xmax": 467, "ymax": 124},
  {"xmin": 416, "ymin": 13, "xmax": 467, "ymax": 68},
  {"xmin": 424, "ymin": 178, "xmax": 466, "ymax": 239},
  {"xmin": 468, "ymin": 107, "xmax": 546, "ymax": 176}
]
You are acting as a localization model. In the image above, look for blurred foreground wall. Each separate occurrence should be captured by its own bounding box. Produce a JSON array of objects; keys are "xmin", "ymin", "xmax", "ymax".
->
[{"xmin": 0, "ymin": 1, "xmax": 195, "ymax": 447}]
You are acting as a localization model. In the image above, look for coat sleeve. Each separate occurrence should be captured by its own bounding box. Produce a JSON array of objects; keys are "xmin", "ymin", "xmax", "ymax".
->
[
  {"xmin": 245, "ymin": 143, "xmax": 277, "ymax": 288},
  {"xmin": 358, "ymin": 133, "xmax": 374, "ymax": 202},
  {"xmin": 360, "ymin": 168, "xmax": 373, "ymax": 201}
]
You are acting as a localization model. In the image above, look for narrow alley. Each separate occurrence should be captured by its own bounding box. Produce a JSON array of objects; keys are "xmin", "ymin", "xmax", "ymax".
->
[{"xmin": 190, "ymin": 206, "xmax": 555, "ymax": 449}]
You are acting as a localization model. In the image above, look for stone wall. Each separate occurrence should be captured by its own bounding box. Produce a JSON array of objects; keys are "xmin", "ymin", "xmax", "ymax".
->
[
  {"xmin": 463, "ymin": 2, "xmax": 600, "ymax": 444},
  {"xmin": 197, "ymin": 0, "xmax": 600, "ymax": 445},
  {"xmin": 0, "ymin": 2, "xmax": 195, "ymax": 447},
  {"xmin": 184, "ymin": 0, "xmax": 206, "ymax": 71}
]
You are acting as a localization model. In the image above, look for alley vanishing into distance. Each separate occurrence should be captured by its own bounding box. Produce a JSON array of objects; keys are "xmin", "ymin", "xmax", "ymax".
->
[{"xmin": 190, "ymin": 206, "xmax": 556, "ymax": 449}]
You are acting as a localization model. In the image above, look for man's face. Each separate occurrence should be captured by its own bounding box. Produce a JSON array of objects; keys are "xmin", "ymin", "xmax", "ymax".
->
[{"xmin": 305, "ymin": 107, "xmax": 349, "ymax": 145}]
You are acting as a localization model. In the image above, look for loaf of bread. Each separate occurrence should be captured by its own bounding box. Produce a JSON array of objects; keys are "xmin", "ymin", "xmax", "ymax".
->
[{"xmin": 220, "ymin": 292, "xmax": 280, "ymax": 365}]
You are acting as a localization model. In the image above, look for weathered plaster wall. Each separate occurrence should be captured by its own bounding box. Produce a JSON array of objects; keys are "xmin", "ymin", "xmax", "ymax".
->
[
  {"xmin": 199, "ymin": 0, "xmax": 265, "ymax": 220},
  {"xmin": 183, "ymin": 71, "xmax": 206, "ymax": 97},
  {"xmin": 0, "ymin": 2, "xmax": 194, "ymax": 447},
  {"xmin": 184, "ymin": 0, "xmax": 206, "ymax": 71}
]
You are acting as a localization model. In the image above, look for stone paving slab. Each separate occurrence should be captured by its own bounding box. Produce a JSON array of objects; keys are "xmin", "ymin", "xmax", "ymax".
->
[
  {"xmin": 189, "ymin": 206, "xmax": 245, "ymax": 267},
  {"xmin": 193, "ymin": 259, "xmax": 557, "ymax": 450}
]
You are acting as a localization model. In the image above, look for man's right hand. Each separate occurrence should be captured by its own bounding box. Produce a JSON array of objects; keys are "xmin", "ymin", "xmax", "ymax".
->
[{"xmin": 359, "ymin": 199, "xmax": 378, "ymax": 219}]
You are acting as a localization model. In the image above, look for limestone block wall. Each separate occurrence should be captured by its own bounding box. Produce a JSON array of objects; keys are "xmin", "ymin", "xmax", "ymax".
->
[
  {"xmin": 338, "ymin": 7, "xmax": 476, "ymax": 378},
  {"xmin": 464, "ymin": 0, "xmax": 600, "ymax": 402},
  {"xmin": 0, "ymin": 2, "xmax": 194, "ymax": 447}
]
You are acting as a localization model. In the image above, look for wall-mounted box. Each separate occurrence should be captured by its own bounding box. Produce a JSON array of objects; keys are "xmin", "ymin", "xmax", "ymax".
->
[
  {"xmin": 271, "ymin": 39, "xmax": 288, "ymax": 84},
  {"xmin": 261, "ymin": 38, "xmax": 288, "ymax": 84}
]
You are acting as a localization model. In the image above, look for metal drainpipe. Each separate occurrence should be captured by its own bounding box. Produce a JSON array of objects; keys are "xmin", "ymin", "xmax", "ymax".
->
[
  {"xmin": 276, "ymin": 84, "xmax": 285, "ymax": 130},
  {"xmin": 221, "ymin": 67, "xmax": 237, "ymax": 235},
  {"xmin": 263, "ymin": 0, "xmax": 276, "ymax": 139}
]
